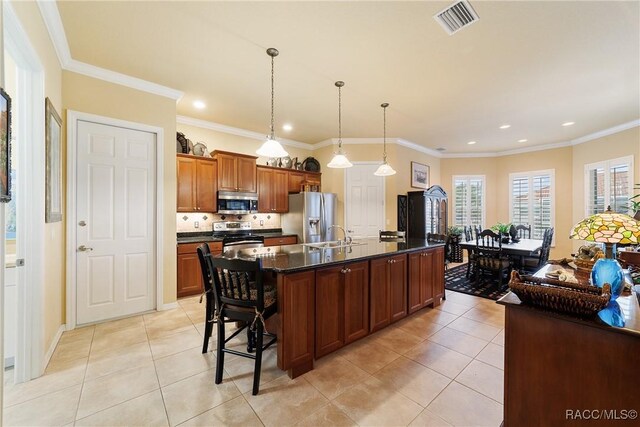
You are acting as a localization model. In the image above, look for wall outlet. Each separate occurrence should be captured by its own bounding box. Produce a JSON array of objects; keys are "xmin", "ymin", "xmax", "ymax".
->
[
  {"xmin": 194, "ymin": 221, "xmax": 199, "ymax": 228},
  {"xmin": 260, "ymin": 220, "xmax": 264, "ymax": 226}
]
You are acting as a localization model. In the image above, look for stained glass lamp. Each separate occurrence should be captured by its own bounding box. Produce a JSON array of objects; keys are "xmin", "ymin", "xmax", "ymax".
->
[{"xmin": 569, "ymin": 206, "xmax": 640, "ymax": 258}]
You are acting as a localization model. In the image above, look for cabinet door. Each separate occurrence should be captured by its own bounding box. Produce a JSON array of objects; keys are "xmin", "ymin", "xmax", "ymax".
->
[
  {"xmin": 195, "ymin": 160, "xmax": 217, "ymax": 212},
  {"xmin": 177, "ymin": 253, "xmax": 203, "ymax": 298},
  {"xmin": 389, "ymin": 254, "xmax": 408, "ymax": 323},
  {"xmin": 237, "ymin": 156, "xmax": 257, "ymax": 192},
  {"xmin": 273, "ymin": 169, "xmax": 289, "ymax": 212},
  {"xmin": 369, "ymin": 257, "xmax": 390, "ymax": 333},
  {"xmin": 216, "ymin": 153, "xmax": 237, "ymax": 191},
  {"xmin": 257, "ymin": 167, "xmax": 273, "ymax": 213},
  {"xmin": 344, "ymin": 261, "xmax": 369, "ymax": 344},
  {"xmin": 176, "ymin": 157, "xmax": 196, "ymax": 212},
  {"xmin": 315, "ymin": 266, "xmax": 344, "ymax": 358},
  {"xmin": 408, "ymin": 252, "xmax": 423, "ymax": 314},
  {"xmin": 421, "ymin": 250, "xmax": 434, "ymax": 306},
  {"xmin": 288, "ymin": 171, "xmax": 305, "ymax": 193},
  {"xmin": 432, "ymin": 246, "xmax": 445, "ymax": 303}
]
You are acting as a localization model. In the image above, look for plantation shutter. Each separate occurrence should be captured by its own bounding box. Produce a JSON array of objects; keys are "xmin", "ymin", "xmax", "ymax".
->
[
  {"xmin": 585, "ymin": 157, "xmax": 632, "ymax": 215},
  {"xmin": 453, "ymin": 176, "xmax": 484, "ymax": 228}
]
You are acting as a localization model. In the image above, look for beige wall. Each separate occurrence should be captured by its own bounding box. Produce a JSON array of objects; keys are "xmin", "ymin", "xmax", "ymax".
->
[
  {"xmin": 1, "ymin": 0, "xmax": 5, "ymax": 412},
  {"xmin": 441, "ymin": 129, "xmax": 640, "ymax": 258},
  {"xmin": 11, "ymin": 0, "xmax": 64, "ymax": 358},
  {"xmin": 62, "ymin": 71, "xmax": 178, "ymax": 306},
  {"xmin": 313, "ymin": 142, "xmax": 441, "ymax": 229}
]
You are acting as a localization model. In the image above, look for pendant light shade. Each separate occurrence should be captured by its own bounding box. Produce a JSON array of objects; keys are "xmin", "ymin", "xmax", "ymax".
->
[
  {"xmin": 374, "ymin": 103, "xmax": 396, "ymax": 176},
  {"xmin": 256, "ymin": 48, "xmax": 289, "ymax": 158},
  {"xmin": 328, "ymin": 81, "xmax": 353, "ymax": 169}
]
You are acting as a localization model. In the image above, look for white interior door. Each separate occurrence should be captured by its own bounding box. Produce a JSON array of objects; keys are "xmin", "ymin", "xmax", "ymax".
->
[
  {"xmin": 345, "ymin": 164, "xmax": 385, "ymax": 237},
  {"xmin": 76, "ymin": 120, "xmax": 156, "ymax": 325}
]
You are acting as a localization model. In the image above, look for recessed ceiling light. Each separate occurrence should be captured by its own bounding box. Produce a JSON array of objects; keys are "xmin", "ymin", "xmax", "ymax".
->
[
  {"xmin": 499, "ymin": 124, "xmax": 511, "ymax": 129},
  {"xmin": 193, "ymin": 100, "xmax": 206, "ymax": 109},
  {"xmin": 467, "ymin": 141, "xmax": 477, "ymax": 145},
  {"xmin": 282, "ymin": 123, "xmax": 293, "ymax": 132},
  {"xmin": 562, "ymin": 121, "xmax": 575, "ymax": 127},
  {"xmin": 518, "ymin": 139, "xmax": 528, "ymax": 143}
]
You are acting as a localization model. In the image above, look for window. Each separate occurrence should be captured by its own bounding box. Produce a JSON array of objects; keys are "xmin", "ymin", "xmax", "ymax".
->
[
  {"xmin": 509, "ymin": 170, "xmax": 554, "ymax": 240},
  {"xmin": 585, "ymin": 156, "xmax": 634, "ymax": 216},
  {"xmin": 452, "ymin": 175, "xmax": 485, "ymax": 228}
]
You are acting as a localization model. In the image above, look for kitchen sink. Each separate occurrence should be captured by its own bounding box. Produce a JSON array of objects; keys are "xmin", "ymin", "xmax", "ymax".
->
[{"xmin": 303, "ymin": 240, "xmax": 366, "ymax": 249}]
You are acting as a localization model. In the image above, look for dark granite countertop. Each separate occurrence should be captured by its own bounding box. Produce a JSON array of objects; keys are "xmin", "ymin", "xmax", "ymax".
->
[
  {"xmin": 252, "ymin": 238, "xmax": 444, "ymax": 273},
  {"xmin": 177, "ymin": 229, "xmax": 298, "ymax": 244}
]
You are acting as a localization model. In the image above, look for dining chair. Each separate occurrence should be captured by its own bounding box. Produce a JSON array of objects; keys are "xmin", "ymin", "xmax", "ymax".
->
[
  {"xmin": 474, "ymin": 229, "xmax": 511, "ymax": 287},
  {"xmin": 463, "ymin": 226, "xmax": 478, "ymax": 278},
  {"xmin": 521, "ymin": 227, "xmax": 555, "ymax": 273},
  {"xmin": 515, "ymin": 224, "xmax": 532, "ymax": 239},
  {"xmin": 197, "ymin": 243, "xmax": 216, "ymax": 354},
  {"xmin": 198, "ymin": 244, "xmax": 277, "ymax": 395}
]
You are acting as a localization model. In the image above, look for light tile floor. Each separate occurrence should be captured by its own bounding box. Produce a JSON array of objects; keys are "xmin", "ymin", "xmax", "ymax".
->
[{"xmin": 3, "ymin": 290, "xmax": 505, "ymax": 427}]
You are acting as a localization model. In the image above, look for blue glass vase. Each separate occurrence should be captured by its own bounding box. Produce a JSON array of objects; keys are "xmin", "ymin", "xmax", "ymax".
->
[{"xmin": 591, "ymin": 258, "xmax": 624, "ymax": 300}]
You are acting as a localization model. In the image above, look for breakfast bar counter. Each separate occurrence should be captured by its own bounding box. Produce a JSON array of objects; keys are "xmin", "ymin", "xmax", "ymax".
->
[{"xmin": 254, "ymin": 238, "xmax": 446, "ymax": 378}]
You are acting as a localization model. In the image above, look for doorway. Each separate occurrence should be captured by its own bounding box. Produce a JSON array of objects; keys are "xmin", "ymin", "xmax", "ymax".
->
[
  {"xmin": 67, "ymin": 112, "xmax": 165, "ymax": 328},
  {"xmin": 344, "ymin": 163, "xmax": 385, "ymax": 237}
]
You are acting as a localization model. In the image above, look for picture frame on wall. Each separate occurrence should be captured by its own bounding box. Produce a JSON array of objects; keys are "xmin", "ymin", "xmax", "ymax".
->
[
  {"xmin": 0, "ymin": 87, "xmax": 11, "ymax": 203},
  {"xmin": 411, "ymin": 161, "xmax": 429, "ymax": 189},
  {"xmin": 46, "ymin": 97, "xmax": 63, "ymax": 222}
]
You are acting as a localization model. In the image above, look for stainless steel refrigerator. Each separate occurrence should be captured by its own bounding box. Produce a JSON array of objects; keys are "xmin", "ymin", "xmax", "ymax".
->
[{"xmin": 282, "ymin": 192, "xmax": 337, "ymax": 243}]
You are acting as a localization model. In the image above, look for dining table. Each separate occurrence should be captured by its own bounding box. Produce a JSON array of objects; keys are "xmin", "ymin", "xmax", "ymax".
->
[{"xmin": 459, "ymin": 238, "xmax": 544, "ymax": 258}]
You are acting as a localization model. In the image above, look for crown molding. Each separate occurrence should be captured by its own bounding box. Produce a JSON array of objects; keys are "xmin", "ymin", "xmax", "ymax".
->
[
  {"xmin": 441, "ymin": 119, "xmax": 640, "ymax": 158},
  {"xmin": 36, "ymin": 0, "xmax": 183, "ymax": 100},
  {"xmin": 313, "ymin": 137, "xmax": 444, "ymax": 158},
  {"xmin": 176, "ymin": 115, "xmax": 315, "ymax": 150}
]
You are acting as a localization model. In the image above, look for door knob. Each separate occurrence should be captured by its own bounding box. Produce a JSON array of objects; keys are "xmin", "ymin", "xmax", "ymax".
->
[
  {"xmin": 78, "ymin": 245, "xmax": 93, "ymax": 252},
  {"xmin": 78, "ymin": 221, "xmax": 87, "ymax": 227}
]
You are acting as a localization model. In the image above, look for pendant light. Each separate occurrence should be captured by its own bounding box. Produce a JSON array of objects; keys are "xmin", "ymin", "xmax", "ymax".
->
[
  {"xmin": 256, "ymin": 48, "xmax": 289, "ymax": 158},
  {"xmin": 327, "ymin": 81, "xmax": 353, "ymax": 168},
  {"xmin": 374, "ymin": 103, "xmax": 396, "ymax": 176}
]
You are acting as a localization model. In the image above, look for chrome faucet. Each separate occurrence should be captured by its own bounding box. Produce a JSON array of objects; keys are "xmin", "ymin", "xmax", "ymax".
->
[{"xmin": 329, "ymin": 225, "xmax": 353, "ymax": 245}]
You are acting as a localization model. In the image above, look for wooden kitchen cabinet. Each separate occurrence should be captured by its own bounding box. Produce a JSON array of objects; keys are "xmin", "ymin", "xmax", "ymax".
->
[
  {"xmin": 177, "ymin": 241, "xmax": 222, "ymax": 298},
  {"xmin": 176, "ymin": 154, "xmax": 217, "ymax": 212},
  {"xmin": 257, "ymin": 166, "xmax": 289, "ymax": 213},
  {"xmin": 408, "ymin": 246, "xmax": 445, "ymax": 313},
  {"xmin": 315, "ymin": 260, "xmax": 369, "ymax": 359},
  {"xmin": 264, "ymin": 236, "xmax": 297, "ymax": 247},
  {"xmin": 369, "ymin": 254, "xmax": 407, "ymax": 333},
  {"xmin": 212, "ymin": 150, "xmax": 257, "ymax": 192},
  {"xmin": 288, "ymin": 171, "xmax": 322, "ymax": 193}
]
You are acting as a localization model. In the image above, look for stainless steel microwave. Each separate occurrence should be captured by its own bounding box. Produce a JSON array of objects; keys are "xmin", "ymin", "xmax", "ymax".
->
[{"xmin": 217, "ymin": 191, "xmax": 258, "ymax": 214}]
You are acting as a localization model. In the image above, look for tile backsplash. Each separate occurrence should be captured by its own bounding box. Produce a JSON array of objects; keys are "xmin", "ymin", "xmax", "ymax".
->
[{"xmin": 176, "ymin": 212, "xmax": 281, "ymax": 233}]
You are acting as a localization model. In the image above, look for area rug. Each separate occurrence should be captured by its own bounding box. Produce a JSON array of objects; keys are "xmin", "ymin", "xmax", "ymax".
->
[{"xmin": 445, "ymin": 263, "xmax": 510, "ymax": 301}]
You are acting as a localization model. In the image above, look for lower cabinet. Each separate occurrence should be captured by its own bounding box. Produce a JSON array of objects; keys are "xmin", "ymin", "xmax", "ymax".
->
[
  {"xmin": 408, "ymin": 246, "xmax": 445, "ymax": 313},
  {"xmin": 315, "ymin": 260, "xmax": 369, "ymax": 359},
  {"xmin": 264, "ymin": 236, "xmax": 297, "ymax": 247},
  {"xmin": 369, "ymin": 254, "xmax": 407, "ymax": 333},
  {"xmin": 177, "ymin": 242, "xmax": 222, "ymax": 298}
]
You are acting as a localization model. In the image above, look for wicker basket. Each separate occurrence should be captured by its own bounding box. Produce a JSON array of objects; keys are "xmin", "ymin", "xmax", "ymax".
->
[{"xmin": 508, "ymin": 271, "xmax": 610, "ymax": 318}]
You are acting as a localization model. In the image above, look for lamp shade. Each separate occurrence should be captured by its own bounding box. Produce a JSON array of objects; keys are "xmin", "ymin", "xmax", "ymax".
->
[
  {"xmin": 569, "ymin": 211, "xmax": 640, "ymax": 245},
  {"xmin": 257, "ymin": 137, "xmax": 288, "ymax": 158},
  {"xmin": 374, "ymin": 162, "xmax": 396, "ymax": 176},
  {"xmin": 327, "ymin": 152, "xmax": 353, "ymax": 169}
]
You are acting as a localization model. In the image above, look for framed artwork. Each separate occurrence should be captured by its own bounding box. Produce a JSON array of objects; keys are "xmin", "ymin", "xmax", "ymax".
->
[
  {"xmin": 0, "ymin": 87, "xmax": 11, "ymax": 203},
  {"xmin": 45, "ymin": 97, "xmax": 62, "ymax": 222},
  {"xmin": 411, "ymin": 161, "xmax": 430, "ymax": 189}
]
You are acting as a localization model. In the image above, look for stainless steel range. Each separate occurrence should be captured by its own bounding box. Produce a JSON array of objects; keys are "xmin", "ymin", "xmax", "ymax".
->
[{"xmin": 212, "ymin": 221, "xmax": 265, "ymax": 256}]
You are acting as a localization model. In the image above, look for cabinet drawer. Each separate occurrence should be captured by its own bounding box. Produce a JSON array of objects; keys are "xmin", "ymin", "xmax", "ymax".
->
[
  {"xmin": 264, "ymin": 236, "xmax": 297, "ymax": 247},
  {"xmin": 177, "ymin": 241, "xmax": 223, "ymax": 254}
]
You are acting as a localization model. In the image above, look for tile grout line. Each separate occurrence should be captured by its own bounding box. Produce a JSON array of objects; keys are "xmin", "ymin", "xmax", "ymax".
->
[
  {"xmin": 145, "ymin": 304, "xmax": 175, "ymax": 426},
  {"xmin": 72, "ymin": 327, "xmax": 96, "ymax": 424}
]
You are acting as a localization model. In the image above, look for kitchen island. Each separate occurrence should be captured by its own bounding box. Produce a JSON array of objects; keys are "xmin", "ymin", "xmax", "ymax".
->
[{"xmin": 254, "ymin": 238, "xmax": 446, "ymax": 378}]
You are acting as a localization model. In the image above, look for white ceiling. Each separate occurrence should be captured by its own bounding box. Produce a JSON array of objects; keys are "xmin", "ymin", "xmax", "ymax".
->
[{"xmin": 56, "ymin": 1, "xmax": 640, "ymax": 153}]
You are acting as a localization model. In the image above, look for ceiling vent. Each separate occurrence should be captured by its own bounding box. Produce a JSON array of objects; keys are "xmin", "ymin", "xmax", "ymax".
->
[
  {"xmin": 434, "ymin": 0, "xmax": 479, "ymax": 35},
  {"xmin": 436, "ymin": 147, "xmax": 447, "ymax": 152}
]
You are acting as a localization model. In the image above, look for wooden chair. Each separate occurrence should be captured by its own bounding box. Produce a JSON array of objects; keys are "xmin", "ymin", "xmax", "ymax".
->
[
  {"xmin": 515, "ymin": 224, "xmax": 532, "ymax": 239},
  {"xmin": 521, "ymin": 227, "xmax": 554, "ymax": 273},
  {"xmin": 197, "ymin": 244, "xmax": 277, "ymax": 395},
  {"xmin": 197, "ymin": 243, "xmax": 216, "ymax": 354},
  {"xmin": 463, "ymin": 226, "xmax": 479, "ymax": 278},
  {"xmin": 474, "ymin": 229, "xmax": 511, "ymax": 288}
]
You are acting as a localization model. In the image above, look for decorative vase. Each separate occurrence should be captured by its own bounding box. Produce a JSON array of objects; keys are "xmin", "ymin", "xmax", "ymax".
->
[
  {"xmin": 509, "ymin": 224, "xmax": 519, "ymax": 243},
  {"xmin": 591, "ymin": 258, "xmax": 624, "ymax": 300}
]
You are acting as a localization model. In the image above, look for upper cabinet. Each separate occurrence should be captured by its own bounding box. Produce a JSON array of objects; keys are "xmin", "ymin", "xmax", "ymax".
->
[
  {"xmin": 257, "ymin": 166, "xmax": 289, "ymax": 213},
  {"xmin": 288, "ymin": 170, "xmax": 322, "ymax": 193},
  {"xmin": 176, "ymin": 154, "xmax": 217, "ymax": 212},
  {"xmin": 212, "ymin": 150, "xmax": 257, "ymax": 192}
]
